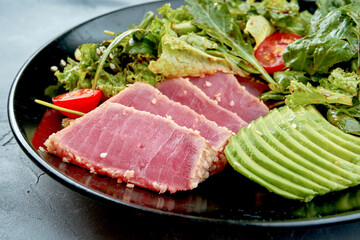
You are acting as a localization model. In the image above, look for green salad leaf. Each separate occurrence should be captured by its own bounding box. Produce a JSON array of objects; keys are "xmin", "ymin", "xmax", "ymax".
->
[
  {"xmin": 319, "ymin": 68, "xmax": 360, "ymax": 96},
  {"xmin": 285, "ymin": 80, "xmax": 354, "ymax": 106},
  {"xmin": 149, "ymin": 33, "xmax": 246, "ymax": 77},
  {"xmin": 283, "ymin": 3, "xmax": 360, "ymax": 75},
  {"xmin": 328, "ymin": 105, "xmax": 360, "ymax": 136},
  {"xmin": 229, "ymin": 0, "xmax": 312, "ymax": 36},
  {"xmin": 285, "ymin": 68, "xmax": 359, "ymax": 107},
  {"xmin": 186, "ymin": 0, "xmax": 275, "ymax": 83},
  {"xmin": 244, "ymin": 15, "xmax": 275, "ymax": 49}
]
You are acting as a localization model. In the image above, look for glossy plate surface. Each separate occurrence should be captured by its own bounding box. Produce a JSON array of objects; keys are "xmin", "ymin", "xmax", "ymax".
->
[{"xmin": 8, "ymin": 0, "xmax": 360, "ymax": 227}]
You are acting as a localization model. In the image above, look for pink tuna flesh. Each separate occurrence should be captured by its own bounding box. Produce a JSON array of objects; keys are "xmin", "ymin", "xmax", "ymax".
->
[
  {"xmin": 108, "ymin": 82, "xmax": 232, "ymax": 174},
  {"xmin": 189, "ymin": 72, "xmax": 269, "ymax": 123},
  {"xmin": 235, "ymin": 75, "xmax": 269, "ymax": 98},
  {"xmin": 156, "ymin": 77, "xmax": 247, "ymax": 134},
  {"xmin": 45, "ymin": 102, "xmax": 217, "ymax": 193}
]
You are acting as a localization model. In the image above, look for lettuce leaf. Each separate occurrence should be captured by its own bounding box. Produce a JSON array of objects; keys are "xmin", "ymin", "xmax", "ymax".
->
[
  {"xmin": 148, "ymin": 34, "xmax": 246, "ymax": 77},
  {"xmin": 285, "ymin": 81, "xmax": 354, "ymax": 106},
  {"xmin": 319, "ymin": 68, "xmax": 360, "ymax": 96},
  {"xmin": 244, "ymin": 15, "xmax": 275, "ymax": 49}
]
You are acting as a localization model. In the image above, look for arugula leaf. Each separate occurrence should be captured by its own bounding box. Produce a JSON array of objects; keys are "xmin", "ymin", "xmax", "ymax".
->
[
  {"xmin": 271, "ymin": 70, "xmax": 310, "ymax": 92},
  {"xmin": 283, "ymin": 3, "xmax": 360, "ymax": 75},
  {"xmin": 316, "ymin": 0, "xmax": 360, "ymax": 17},
  {"xmin": 186, "ymin": 0, "xmax": 275, "ymax": 83},
  {"xmin": 273, "ymin": 10, "xmax": 312, "ymax": 36}
]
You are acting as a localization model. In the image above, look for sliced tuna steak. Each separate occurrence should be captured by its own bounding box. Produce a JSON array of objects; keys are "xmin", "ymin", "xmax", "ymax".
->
[
  {"xmin": 189, "ymin": 72, "xmax": 269, "ymax": 123},
  {"xmin": 108, "ymin": 82, "xmax": 232, "ymax": 174},
  {"xmin": 235, "ymin": 75, "xmax": 269, "ymax": 98},
  {"xmin": 156, "ymin": 77, "xmax": 247, "ymax": 133},
  {"xmin": 45, "ymin": 102, "xmax": 218, "ymax": 193}
]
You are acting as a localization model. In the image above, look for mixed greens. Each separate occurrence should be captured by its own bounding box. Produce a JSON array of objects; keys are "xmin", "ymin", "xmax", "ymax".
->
[{"xmin": 49, "ymin": 0, "xmax": 360, "ymax": 136}]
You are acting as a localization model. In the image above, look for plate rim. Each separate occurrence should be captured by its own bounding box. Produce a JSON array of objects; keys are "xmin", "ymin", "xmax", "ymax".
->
[{"xmin": 7, "ymin": 0, "xmax": 360, "ymax": 228}]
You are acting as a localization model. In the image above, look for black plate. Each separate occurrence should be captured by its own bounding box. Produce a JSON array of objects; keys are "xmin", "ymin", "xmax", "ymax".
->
[{"xmin": 8, "ymin": 0, "xmax": 360, "ymax": 227}]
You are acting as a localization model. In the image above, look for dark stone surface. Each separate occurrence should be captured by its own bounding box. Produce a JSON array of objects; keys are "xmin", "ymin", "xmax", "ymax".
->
[{"xmin": 2, "ymin": 0, "xmax": 360, "ymax": 239}]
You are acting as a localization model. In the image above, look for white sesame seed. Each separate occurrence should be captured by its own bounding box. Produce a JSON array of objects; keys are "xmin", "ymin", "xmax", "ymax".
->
[
  {"xmin": 50, "ymin": 66, "xmax": 58, "ymax": 72},
  {"xmin": 100, "ymin": 152, "xmax": 107, "ymax": 158},
  {"xmin": 96, "ymin": 48, "xmax": 101, "ymax": 55},
  {"xmin": 190, "ymin": 182, "xmax": 198, "ymax": 189},
  {"xmin": 74, "ymin": 48, "xmax": 81, "ymax": 60},
  {"xmin": 151, "ymin": 98, "xmax": 157, "ymax": 104},
  {"xmin": 292, "ymin": 123, "xmax": 297, "ymax": 129},
  {"xmin": 38, "ymin": 146, "xmax": 46, "ymax": 153},
  {"xmin": 214, "ymin": 93, "xmax": 221, "ymax": 102},
  {"xmin": 205, "ymin": 81, "xmax": 212, "ymax": 87},
  {"xmin": 109, "ymin": 63, "xmax": 116, "ymax": 69},
  {"xmin": 247, "ymin": 123, "xmax": 252, "ymax": 129},
  {"xmin": 229, "ymin": 100, "xmax": 235, "ymax": 107},
  {"xmin": 255, "ymin": 131, "xmax": 263, "ymax": 136},
  {"xmin": 124, "ymin": 170, "xmax": 135, "ymax": 179},
  {"xmin": 126, "ymin": 183, "xmax": 135, "ymax": 189},
  {"xmin": 109, "ymin": 53, "xmax": 114, "ymax": 59},
  {"xmin": 60, "ymin": 59, "xmax": 66, "ymax": 67}
]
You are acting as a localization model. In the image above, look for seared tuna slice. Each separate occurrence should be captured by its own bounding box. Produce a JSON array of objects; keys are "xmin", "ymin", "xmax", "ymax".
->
[
  {"xmin": 156, "ymin": 77, "xmax": 247, "ymax": 133},
  {"xmin": 108, "ymin": 82, "xmax": 232, "ymax": 174},
  {"xmin": 235, "ymin": 75, "xmax": 269, "ymax": 98},
  {"xmin": 189, "ymin": 72, "xmax": 269, "ymax": 123},
  {"xmin": 45, "ymin": 102, "xmax": 218, "ymax": 193}
]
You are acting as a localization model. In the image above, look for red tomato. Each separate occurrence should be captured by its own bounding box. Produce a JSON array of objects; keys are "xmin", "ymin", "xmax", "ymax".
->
[
  {"xmin": 255, "ymin": 32, "xmax": 301, "ymax": 74},
  {"xmin": 52, "ymin": 88, "xmax": 102, "ymax": 118}
]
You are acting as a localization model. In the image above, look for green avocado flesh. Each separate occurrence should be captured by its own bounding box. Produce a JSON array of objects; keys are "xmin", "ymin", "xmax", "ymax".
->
[{"xmin": 225, "ymin": 105, "xmax": 360, "ymax": 202}]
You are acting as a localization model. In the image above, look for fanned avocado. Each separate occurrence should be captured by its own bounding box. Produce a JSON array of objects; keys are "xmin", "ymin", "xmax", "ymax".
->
[{"xmin": 225, "ymin": 105, "xmax": 360, "ymax": 202}]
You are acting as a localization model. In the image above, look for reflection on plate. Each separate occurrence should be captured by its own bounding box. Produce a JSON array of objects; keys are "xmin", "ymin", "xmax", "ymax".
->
[{"xmin": 8, "ymin": 0, "xmax": 360, "ymax": 227}]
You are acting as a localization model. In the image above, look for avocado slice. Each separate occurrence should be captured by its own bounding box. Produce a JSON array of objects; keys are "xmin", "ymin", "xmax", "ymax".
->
[
  {"xmin": 278, "ymin": 107, "xmax": 360, "ymax": 174},
  {"xmin": 225, "ymin": 105, "xmax": 360, "ymax": 202},
  {"xmin": 237, "ymin": 128, "xmax": 322, "ymax": 196},
  {"xmin": 291, "ymin": 106, "xmax": 360, "ymax": 154},
  {"xmin": 270, "ymin": 109, "xmax": 360, "ymax": 183},
  {"xmin": 242, "ymin": 125, "xmax": 329, "ymax": 194},
  {"xmin": 231, "ymin": 131, "xmax": 317, "ymax": 198},
  {"xmin": 254, "ymin": 117, "xmax": 348, "ymax": 191},
  {"xmin": 225, "ymin": 139, "xmax": 306, "ymax": 201}
]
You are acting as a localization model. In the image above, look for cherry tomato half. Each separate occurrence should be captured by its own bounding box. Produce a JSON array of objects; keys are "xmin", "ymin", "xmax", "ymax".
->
[
  {"xmin": 52, "ymin": 88, "xmax": 102, "ymax": 119},
  {"xmin": 255, "ymin": 32, "xmax": 301, "ymax": 74}
]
